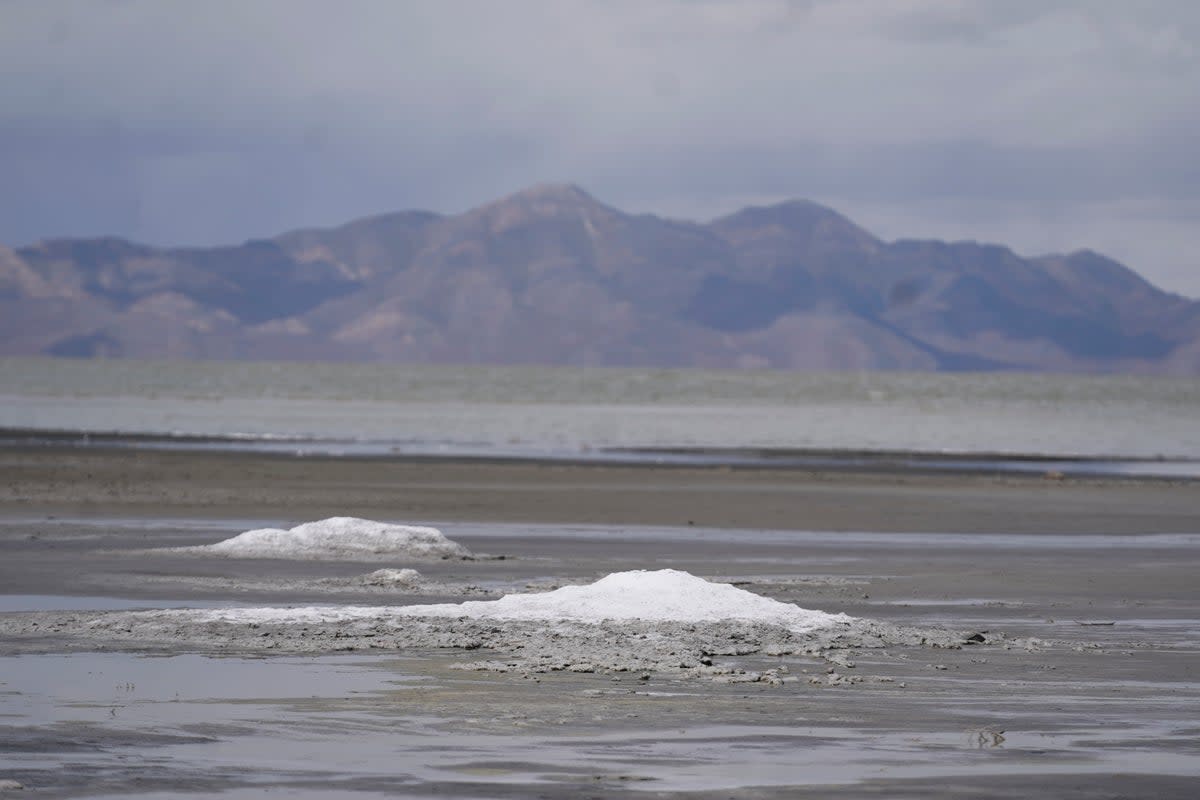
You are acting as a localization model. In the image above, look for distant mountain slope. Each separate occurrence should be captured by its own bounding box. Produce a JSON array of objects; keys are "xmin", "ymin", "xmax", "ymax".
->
[{"xmin": 3, "ymin": 185, "xmax": 1198, "ymax": 374}]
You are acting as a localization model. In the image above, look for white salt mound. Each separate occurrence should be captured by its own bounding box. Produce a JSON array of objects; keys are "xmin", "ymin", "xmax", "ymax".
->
[
  {"xmin": 178, "ymin": 570, "xmax": 850, "ymax": 632},
  {"xmin": 204, "ymin": 517, "xmax": 472, "ymax": 560},
  {"xmin": 395, "ymin": 569, "xmax": 850, "ymax": 631}
]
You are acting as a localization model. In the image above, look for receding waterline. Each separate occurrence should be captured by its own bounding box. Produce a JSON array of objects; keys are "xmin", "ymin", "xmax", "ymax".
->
[{"xmin": 3, "ymin": 427, "xmax": 1198, "ymax": 479}]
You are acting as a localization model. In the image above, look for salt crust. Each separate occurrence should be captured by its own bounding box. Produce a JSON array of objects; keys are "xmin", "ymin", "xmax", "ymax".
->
[
  {"xmin": 161, "ymin": 569, "xmax": 851, "ymax": 632},
  {"xmin": 201, "ymin": 517, "xmax": 473, "ymax": 560}
]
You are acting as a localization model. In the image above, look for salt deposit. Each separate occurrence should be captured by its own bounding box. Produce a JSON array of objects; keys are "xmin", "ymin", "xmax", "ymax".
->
[
  {"xmin": 347, "ymin": 569, "xmax": 495, "ymax": 597},
  {"xmin": 129, "ymin": 569, "xmax": 851, "ymax": 632},
  {"xmin": 360, "ymin": 568, "xmax": 426, "ymax": 588},
  {"xmin": 197, "ymin": 517, "xmax": 473, "ymax": 560},
  {"xmin": 392, "ymin": 569, "xmax": 851, "ymax": 631}
]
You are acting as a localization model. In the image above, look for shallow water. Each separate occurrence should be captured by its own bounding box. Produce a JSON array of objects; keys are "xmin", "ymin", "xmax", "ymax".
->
[
  {"xmin": 0, "ymin": 595, "xmax": 250, "ymax": 613},
  {"xmin": 3, "ymin": 652, "xmax": 1199, "ymax": 796}
]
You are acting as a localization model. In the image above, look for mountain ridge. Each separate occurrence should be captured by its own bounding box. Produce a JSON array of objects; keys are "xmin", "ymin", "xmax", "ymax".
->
[{"xmin": 3, "ymin": 187, "xmax": 1198, "ymax": 374}]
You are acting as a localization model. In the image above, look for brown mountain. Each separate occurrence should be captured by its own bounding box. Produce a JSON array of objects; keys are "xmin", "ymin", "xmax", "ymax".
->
[{"xmin": 3, "ymin": 184, "xmax": 1198, "ymax": 373}]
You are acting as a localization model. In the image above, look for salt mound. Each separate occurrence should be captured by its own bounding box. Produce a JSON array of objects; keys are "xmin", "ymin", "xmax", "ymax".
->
[
  {"xmin": 396, "ymin": 569, "xmax": 850, "ymax": 632},
  {"xmin": 159, "ymin": 569, "xmax": 850, "ymax": 632},
  {"xmin": 362, "ymin": 568, "xmax": 425, "ymax": 587},
  {"xmin": 204, "ymin": 517, "xmax": 472, "ymax": 560}
]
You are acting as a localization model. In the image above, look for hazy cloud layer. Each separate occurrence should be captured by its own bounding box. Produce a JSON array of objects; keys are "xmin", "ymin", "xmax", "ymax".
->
[{"xmin": 2, "ymin": 0, "xmax": 1197, "ymax": 295}]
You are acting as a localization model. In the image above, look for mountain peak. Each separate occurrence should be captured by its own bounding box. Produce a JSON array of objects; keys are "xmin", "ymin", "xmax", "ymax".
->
[
  {"xmin": 710, "ymin": 197, "xmax": 881, "ymax": 255},
  {"xmin": 482, "ymin": 183, "xmax": 607, "ymax": 213},
  {"xmin": 511, "ymin": 183, "xmax": 595, "ymax": 202},
  {"xmin": 464, "ymin": 184, "xmax": 615, "ymax": 231},
  {"xmin": 1036, "ymin": 248, "xmax": 1165, "ymax": 299},
  {"xmin": 715, "ymin": 198, "xmax": 866, "ymax": 230}
]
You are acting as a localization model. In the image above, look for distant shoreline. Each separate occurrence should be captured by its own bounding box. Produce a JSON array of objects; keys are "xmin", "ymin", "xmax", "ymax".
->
[{"xmin": 2, "ymin": 425, "xmax": 1197, "ymax": 481}]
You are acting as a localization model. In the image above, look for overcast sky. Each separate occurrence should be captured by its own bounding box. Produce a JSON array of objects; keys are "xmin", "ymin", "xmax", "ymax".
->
[{"xmin": 2, "ymin": 0, "xmax": 1198, "ymax": 296}]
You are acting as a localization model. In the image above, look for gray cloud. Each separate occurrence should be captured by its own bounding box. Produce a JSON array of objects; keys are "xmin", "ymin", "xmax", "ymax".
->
[{"xmin": 1, "ymin": 0, "xmax": 1197, "ymax": 296}]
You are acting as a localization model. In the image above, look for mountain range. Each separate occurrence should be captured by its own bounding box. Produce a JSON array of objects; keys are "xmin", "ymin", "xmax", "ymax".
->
[{"xmin": 3, "ymin": 184, "xmax": 1198, "ymax": 374}]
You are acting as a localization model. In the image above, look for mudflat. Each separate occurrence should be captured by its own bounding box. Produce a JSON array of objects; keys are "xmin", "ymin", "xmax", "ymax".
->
[
  {"xmin": 1, "ymin": 445, "xmax": 1198, "ymax": 798},
  {"xmin": 2, "ymin": 445, "xmax": 1197, "ymax": 533}
]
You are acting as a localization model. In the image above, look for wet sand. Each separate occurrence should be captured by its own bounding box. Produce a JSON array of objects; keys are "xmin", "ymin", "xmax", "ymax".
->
[{"xmin": 1, "ymin": 446, "xmax": 1199, "ymax": 797}]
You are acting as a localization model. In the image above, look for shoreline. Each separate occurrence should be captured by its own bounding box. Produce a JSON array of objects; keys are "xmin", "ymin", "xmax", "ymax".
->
[
  {"xmin": 2, "ymin": 443, "xmax": 1198, "ymax": 533},
  {"xmin": 3, "ymin": 425, "xmax": 1199, "ymax": 478}
]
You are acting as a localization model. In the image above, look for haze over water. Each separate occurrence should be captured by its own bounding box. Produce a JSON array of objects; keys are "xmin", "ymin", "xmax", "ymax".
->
[{"xmin": 2, "ymin": 358, "xmax": 1197, "ymax": 465}]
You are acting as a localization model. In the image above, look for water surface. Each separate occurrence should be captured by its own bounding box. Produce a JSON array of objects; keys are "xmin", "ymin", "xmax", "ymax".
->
[{"xmin": 3, "ymin": 358, "xmax": 1197, "ymax": 462}]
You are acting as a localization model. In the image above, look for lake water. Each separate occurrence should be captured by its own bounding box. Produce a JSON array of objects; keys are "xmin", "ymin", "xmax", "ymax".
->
[{"xmin": 1, "ymin": 357, "xmax": 1198, "ymax": 468}]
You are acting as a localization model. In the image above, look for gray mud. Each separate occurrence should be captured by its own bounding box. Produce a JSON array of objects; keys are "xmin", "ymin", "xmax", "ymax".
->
[{"xmin": 0, "ymin": 606, "xmax": 989, "ymax": 680}]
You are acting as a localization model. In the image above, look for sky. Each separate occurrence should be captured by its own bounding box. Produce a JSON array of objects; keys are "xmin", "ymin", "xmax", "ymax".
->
[{"xmin": 2, "ymin": 0, "xmax": 1198, "ymax": 297}]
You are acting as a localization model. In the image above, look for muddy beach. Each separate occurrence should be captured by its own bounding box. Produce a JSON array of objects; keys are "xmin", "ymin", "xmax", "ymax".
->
[{"xmin": 1, "ymin": 446, "xmax": 1199, "ymax": 797}]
